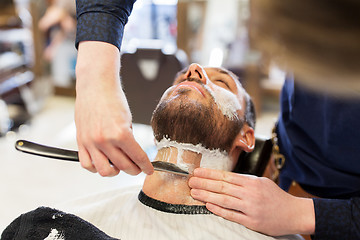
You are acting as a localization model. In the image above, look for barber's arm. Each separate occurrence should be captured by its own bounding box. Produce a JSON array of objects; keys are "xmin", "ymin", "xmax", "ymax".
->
[
  {"xmin": 75, "ymin": 0, "xmax": 154, "ymax": 176},
  {"xmin": 188, "ymin": 168, "xmax": 315, "ymax": 236},
  {"xmin": 313, "ymin": 198, "xmax": 360, "ymax": 240}
]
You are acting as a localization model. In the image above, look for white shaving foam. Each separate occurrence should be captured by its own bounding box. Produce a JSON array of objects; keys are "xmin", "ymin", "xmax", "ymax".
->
[
  {"xmin": 199, "ymin": 65, "xmax": 243, "ymax": 120},
  {"xmin": 44, "ymin": 229, "xmax": 65, "ymax": 240},
  {"xmin": 52, "ymin": 213, "xmax": 64, "ymax": 219},
  {"xmin": 156, "ymin": 137, "xmax": 233, "ymax": 172},
  {"xmin": 204, "ymin": 84, "xmax": 242, "ymax": 120}
]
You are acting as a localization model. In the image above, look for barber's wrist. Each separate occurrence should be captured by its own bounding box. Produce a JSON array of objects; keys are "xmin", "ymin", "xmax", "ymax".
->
[
  {"xmin": 76, "ymin": 41, "xmax": 121, "ymax": 89},
  {"xmin": 292, "ymin": 197, "xmax": 316, "ymax": 235}
]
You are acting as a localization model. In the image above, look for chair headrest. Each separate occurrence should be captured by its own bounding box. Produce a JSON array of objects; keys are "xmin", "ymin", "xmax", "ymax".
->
[{"xmin": 233, "ymin": 135, "xmax": 273, "ymax": 177}]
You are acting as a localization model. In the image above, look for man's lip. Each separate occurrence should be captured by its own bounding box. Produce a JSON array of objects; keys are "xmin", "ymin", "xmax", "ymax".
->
[{"xmin": 173, "ymin": 81, "xmax": 206, "ymax": 97}]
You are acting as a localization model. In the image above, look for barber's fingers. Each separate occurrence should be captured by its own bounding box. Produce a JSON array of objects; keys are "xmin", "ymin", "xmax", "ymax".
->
[
  {"xmin": 78, "ymin": 134, "xmax": 118, "ymax": 176},
  {"xmin": 88, "ymin": 147, "xmax": 120, "ymax": 177},
  {"xmin": 189, "ymin": 168, "xmax": 264, "ymax": 213},
  {"xmin": 189, "ymin": 177, "xmax": 245, "ymax": 199},
  {"xmin": 112, "ymin": 130, "xmax": 153, "ymax": 175},
  {"xmin": 98, "ymin": 141, "xmax": 141, "ymax": 176},
  {"xmin": 192, "ymin": 168, "xmax": 256, "ymax": 186},
  {"xmin": 191, "ymin": 188, "xmax": 246, "ymax": 212},
  {"xmin": 78, "ymin": 143, "xmax": 96, "ymax": 173},
  {"xmin": 190, "ymin": 188, "xmax": 255, "ymax": 229},
  {"xmin": 189, "ymin": 179, "xmax": 268, "ymax": 234}
]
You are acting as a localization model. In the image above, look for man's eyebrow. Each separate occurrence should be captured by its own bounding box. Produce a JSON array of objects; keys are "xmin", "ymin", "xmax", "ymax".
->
[
  {"xmin": 212, "ymin": 68, "xmax": 238, "ymax": 82},
  {"xmin": 218, "ymin": 69, "xmax": 230, "ymax": 75},
  {"xmin": 214, "ymin": 68, "xmax": 240, "ymax": 82},
  {"xmin": 207, "ymin": 67, "xmax": 231, "ymax": 76}
]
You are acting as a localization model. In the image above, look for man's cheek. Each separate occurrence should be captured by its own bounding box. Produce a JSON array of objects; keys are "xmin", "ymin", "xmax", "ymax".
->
[{"xmin": 205, "ymin": 84, "xmax": 242, "ymax": 120}]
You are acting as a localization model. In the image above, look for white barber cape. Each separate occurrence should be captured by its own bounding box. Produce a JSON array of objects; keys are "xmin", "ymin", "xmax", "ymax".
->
[{"xmin": 60, "ymin": 185, "xmax": 303, "ymax": 240}]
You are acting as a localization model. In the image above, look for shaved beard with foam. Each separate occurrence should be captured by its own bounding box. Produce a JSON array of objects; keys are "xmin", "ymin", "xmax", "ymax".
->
[{"xmin": 151, "ymin": 88, "xmax": 243, "ymax": 152}]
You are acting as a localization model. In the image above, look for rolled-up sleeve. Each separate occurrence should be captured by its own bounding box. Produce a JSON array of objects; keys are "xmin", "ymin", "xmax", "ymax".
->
[
  {"xmin": 313, "ymin": 198, "xmax": 360, "ymax": 240},
  {"xmin": 75, "ymin": 0, "xmax": 136, "ymax": 50}
]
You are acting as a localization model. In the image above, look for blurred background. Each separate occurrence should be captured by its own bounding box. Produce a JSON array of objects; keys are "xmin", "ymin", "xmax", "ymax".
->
[{"xmin": 0, "ymin": 0, "xmax": 284, "ymax": 231}]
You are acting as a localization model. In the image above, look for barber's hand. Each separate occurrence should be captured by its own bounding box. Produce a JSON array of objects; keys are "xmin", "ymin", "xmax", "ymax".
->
[
  {"xmin": 189, "ymin": 168, "xmax": 315, "ymax": 236},
  {"xmin": 75, "ymin": 41, "xmax": 154, "ymax": 177}
]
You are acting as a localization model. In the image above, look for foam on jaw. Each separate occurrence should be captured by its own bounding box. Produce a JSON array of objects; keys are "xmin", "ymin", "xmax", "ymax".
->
[{"xmin": 156, "ymin": 137, "xmax": 233, "ymax": 172}]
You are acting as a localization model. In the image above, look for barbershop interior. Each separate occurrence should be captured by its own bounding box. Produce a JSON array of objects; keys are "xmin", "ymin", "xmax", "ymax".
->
[
  {"xmin": 0, "ymin": 0, "xmax": 305, "ymax": 232},
  {"xmin": 1, "ymin": 0, "xmax": 358, "ymax": 238}
]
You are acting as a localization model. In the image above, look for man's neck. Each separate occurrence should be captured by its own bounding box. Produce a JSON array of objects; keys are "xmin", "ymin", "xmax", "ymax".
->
[{"xmin": 142, "ymin": 147, "xmax": 205, "ymax": 205}]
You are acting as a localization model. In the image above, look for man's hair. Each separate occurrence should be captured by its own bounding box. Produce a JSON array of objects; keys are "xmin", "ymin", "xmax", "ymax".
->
[
  {"xmin": 249, "ymin": 0, "xmax": 360, "ymax": 93},
  {"xmin": 244, "ymin": 92, "xmax": 256, "ymax": 130}
]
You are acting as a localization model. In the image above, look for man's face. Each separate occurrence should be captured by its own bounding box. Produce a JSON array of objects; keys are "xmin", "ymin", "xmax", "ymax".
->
[{"xmin": 151, "ymin": 63, "xmax": 247, "ymax": 152}]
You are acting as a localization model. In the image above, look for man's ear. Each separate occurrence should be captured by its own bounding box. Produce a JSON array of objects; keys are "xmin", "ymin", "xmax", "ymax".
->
[{"xmin": 231, "ymin": 125, "xmax": 255, "ymax": 153}]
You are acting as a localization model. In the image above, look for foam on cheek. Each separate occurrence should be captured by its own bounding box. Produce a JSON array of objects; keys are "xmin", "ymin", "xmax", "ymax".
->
[
  {"xmin": 198, "ymin": 66, "xmax": 242, "ymax": 120},
  {"xmin": 156, "ymin": 137, "xmax": 233, "ymax": 172},
  {"xmin": 204, "ymin": 84, "xmax": 242, "ymax": 120}
]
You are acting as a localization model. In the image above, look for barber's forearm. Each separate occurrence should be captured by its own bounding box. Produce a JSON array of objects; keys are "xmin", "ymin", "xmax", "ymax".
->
[{"xmin": 75, "ymin": 0, "xmax": 136, "ymax": 50}]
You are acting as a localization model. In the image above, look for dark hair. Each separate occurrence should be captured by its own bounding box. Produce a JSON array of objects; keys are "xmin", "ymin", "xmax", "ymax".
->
[{"xmin": 244, "ymin": 92, "xmax": 256, "ymax": 130}]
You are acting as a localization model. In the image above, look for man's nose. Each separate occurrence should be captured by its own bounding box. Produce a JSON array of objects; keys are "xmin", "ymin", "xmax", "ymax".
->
[{"xmin": 184, "ymin": 63, "xmax": 207, "ymax": 84}]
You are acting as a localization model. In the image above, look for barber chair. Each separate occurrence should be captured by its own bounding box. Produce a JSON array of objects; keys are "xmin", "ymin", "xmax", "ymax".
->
[
  {"xmin": 120, "ymin": 46, "xmax": 188, "ymax": 125},
  {"xmin": 234, "ymin": 135, "xmax": 273, "ymax": 177}
]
